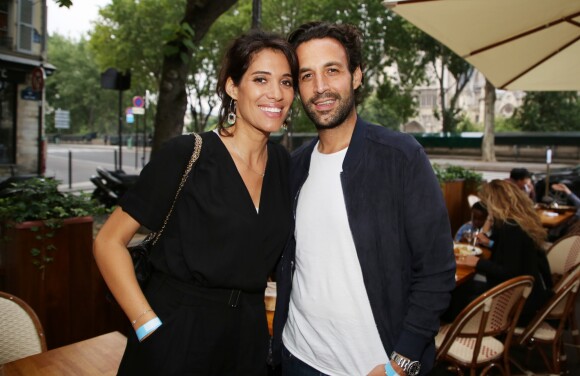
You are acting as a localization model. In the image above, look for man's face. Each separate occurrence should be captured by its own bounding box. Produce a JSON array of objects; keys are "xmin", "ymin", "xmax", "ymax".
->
[
  {"xmin": 295, "ymin": 38, "xmax": 362, "ymax": 130},
  {"xmin": 515, "ymin": 177, "xmax": 531, "ymax": 190}
]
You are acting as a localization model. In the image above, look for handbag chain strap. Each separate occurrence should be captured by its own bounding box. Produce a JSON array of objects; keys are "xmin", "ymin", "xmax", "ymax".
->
[{"xmin": 151, "ymin": 132, "xmax": 203, "ymax": 246}]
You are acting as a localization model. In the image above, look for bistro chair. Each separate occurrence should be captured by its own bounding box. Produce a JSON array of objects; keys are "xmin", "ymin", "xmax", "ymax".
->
[
  {"xmin": 546, "ymin": 234, "xmax": 580, "ymax": 353},
  {"xmin": 0, "ymin": 291, "xmax": 47, "ymax": 364},
  {"xmin": 512, "ymin": 263, "xmax": 580, "ymax": 375},
  {"xmin": 435, "ymin": 276, "xmax": 534, "ymax": 376}
]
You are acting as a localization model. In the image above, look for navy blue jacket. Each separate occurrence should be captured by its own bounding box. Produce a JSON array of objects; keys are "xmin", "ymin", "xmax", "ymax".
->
[{"xmin": 272, "ymin": 117, "xmax": 456, "ymax": 374}]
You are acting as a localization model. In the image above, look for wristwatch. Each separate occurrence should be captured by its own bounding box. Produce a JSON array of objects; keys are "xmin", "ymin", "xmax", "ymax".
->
[{"xmin": 390, "ymin": 351, "xmax": 421, "ymax": 376}]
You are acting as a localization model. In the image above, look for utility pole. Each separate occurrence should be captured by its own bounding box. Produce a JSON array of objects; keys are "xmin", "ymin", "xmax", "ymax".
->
[{"xmin": 252, "ymin": 0, "xmax": 261, "ymax": 29}]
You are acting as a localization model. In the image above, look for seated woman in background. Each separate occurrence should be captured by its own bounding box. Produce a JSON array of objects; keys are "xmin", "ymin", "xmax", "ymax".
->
[{"xmin": 446, "ymin": 179, "xmax": 553, "ymax": 325}]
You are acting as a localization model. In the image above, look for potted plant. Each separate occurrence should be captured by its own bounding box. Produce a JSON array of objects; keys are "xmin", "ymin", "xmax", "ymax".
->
[
  {"xmin": 433, "ymin": 164, "xmax": 483, "ymax": 235},
  {"xmin": 0, "ymin": 177, "xmax": 114, "ymax": 349}
]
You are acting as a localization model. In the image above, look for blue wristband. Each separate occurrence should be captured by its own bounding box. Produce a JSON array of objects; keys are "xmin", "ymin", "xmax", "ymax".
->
[
  {"xmin": 135, "ymin": 317, "xmax": 162, "ymax": 341},
  {"xmin": 385, "ymin": 361, "xmax": 401, "ymax": 376}
]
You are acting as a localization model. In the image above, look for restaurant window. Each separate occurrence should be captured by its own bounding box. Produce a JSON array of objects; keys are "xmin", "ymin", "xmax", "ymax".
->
[
  {"xmin": 0, "ymin": 80, "xmax": 16, "ymax": 164},
  {"xmin": 17, "ymin": 0, "xmax": 33, "ymax": 53},
  {"xmin": 0, "ymin": 0, "xmax": 9, "ymax": 48}
]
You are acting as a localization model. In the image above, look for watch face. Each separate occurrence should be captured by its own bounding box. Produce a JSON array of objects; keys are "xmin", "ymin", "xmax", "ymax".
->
[{"xmin": 407, "ymin": 361, "xmax": 421, "ymax": 376}]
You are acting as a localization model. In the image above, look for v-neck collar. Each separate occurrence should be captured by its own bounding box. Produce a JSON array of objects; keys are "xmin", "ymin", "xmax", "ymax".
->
[{"xmin": 211, "ymin": 131, "xmax": 269, "ymax": 215}]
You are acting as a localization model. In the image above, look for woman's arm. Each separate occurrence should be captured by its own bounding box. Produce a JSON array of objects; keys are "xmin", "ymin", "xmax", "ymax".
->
[{"xmin": 93, "ymin": 207, "xmax": 159, "ymax": 340}]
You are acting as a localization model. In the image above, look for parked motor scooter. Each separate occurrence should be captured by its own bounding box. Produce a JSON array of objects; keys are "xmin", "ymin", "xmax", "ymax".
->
[{"xmin": 90, "ymin": 167, "xmax": 139, "ymax": 208}]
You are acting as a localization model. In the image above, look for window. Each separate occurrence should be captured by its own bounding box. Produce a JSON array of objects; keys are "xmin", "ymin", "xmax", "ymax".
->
[
  {"xmin": 0, "ymin": 81, "xmax": 15, "ymax": 164},
  {"xmin": 17, "ymin": 0, "xmax": 33, "ymax": 52},
  {"xmin": 0, "ymin": 0, "xmax": 9, "ymax": 48}
]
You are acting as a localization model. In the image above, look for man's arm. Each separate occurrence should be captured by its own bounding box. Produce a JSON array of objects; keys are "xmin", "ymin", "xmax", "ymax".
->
[{"xmin": 395, "ymin": 148, "xmax": 456, "ymax": 362}]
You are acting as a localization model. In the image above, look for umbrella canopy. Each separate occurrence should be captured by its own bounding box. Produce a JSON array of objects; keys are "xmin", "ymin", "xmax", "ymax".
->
[{"xmin": 383, "ymin": 0, "xmax": 580, "ymax": 91}]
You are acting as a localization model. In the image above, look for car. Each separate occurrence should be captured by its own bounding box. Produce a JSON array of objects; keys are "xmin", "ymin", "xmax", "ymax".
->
[{"xmin": 532, "ymin": 165, "xmax": 580, "ymax": 204}]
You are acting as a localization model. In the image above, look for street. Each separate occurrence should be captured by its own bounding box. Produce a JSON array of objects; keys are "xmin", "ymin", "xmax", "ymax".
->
[
  {"xmin": 46, "ymin": 143, "xmax": 148, "ymax": 190},
  {"xmin": 45, "ymin": 142, "xmax": 526, "ymax": 193}
]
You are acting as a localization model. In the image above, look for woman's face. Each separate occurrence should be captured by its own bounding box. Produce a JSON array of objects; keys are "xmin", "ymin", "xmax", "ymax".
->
[{"xmin": 227, "ymin": 49, "xmax": 294, "ymax": 134}]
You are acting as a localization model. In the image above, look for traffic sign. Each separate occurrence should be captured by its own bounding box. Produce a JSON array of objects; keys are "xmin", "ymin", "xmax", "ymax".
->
[
  {"xmin": 133, "ymin": 96, "xmax": 144, "ymax": 108},
  {"xmin": 31, "ymin": 67, "xmax": 45, "ymax": 91},
  {"xmin": 126, "ymin": 114, "xmax": 134, "ymax": 123},
  {"xmin": 132, "ymin": 107, "xmax": 145, "ymax": 115},
  {"xmin": 55, "ymin": 109, "xmax": 70, "ymax": 129}
]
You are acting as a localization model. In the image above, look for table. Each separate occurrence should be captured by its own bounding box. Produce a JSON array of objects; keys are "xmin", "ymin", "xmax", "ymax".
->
[
  {"xmin": 536, "ymin": 208, "xmax": 575, "ymax": 228},
  {"xmin": 454, "ymin": 243, "xmax": 491, "ymax": 286},
  {"xmin": 2, "ymin": 332, "xmax": 126, "ymax": 375}
]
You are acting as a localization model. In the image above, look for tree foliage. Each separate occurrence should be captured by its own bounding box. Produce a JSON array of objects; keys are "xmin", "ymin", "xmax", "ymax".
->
[
  {"xmin": 511, "ymin": 92, "xmax": 580, "ymax": 132},
  {"xmin": 45, "ymin": 34, "xmax": 119, "ymax": 135}
]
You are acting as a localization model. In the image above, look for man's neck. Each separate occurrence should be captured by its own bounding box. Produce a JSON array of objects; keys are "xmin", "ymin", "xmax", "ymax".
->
[{"xmin": 317, "ymin": 113, "xmax": 357, "ymax": 154}]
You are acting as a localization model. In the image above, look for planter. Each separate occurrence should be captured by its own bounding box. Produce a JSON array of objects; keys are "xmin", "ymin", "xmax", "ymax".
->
[
  {"xmin": 0, "ymin": 216, "xmax": 127, "ymax": 349},
  {"xmin": 440, "ymin": 180, "xmax": 465, "ymax": 236}
]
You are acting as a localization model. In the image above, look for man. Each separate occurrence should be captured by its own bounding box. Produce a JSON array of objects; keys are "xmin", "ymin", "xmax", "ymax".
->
[
  {"xmin": 507, "ymin": 168, "xmax": 536, "ymax": 201},
  {"xmin": 272, "ymin": 22, "xmax": 456, "ymax": 376}
]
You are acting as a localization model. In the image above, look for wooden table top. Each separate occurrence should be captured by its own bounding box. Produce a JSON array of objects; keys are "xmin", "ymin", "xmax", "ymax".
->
[
  {"xmin": 536, "ymin": 208, "xmax": 575, "ymax": 228},
  {"xmin": 2, "ymin": 331, "xmax": 127, "ymax": 375}
]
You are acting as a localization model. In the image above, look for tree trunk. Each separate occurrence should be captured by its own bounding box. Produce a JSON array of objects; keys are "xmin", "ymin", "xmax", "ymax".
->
[
  {"xmin": 482, "ymin": 78, "xmax": 496, "ymax": 162},
  {"xmin": 152, "ymin": 0, "xmax": 237, "ymax": 158}
]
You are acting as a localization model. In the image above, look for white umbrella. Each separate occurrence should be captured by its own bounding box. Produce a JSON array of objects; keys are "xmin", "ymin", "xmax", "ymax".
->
[{"xmin": 383, "ymin": 0, "xmax": 580, "ymax": 91}]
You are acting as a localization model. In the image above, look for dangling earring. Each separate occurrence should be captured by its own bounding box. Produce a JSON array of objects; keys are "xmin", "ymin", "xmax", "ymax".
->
[
  {"xmin": 282, "ymin": 109, "xmax": 292, "ymax": 131},
  {"xmin": 227, "ymin": 99, "xmax": 237, "ymax": 126}
]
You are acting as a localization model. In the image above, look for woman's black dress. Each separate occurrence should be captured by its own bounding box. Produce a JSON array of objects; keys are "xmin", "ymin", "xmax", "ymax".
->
[{"xmin": 116, "ymin": 132, "xmax": 292, "ymax": 375}]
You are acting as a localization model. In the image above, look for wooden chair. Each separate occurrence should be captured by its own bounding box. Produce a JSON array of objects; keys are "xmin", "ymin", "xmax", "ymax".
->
[
  {"xmin": 546, "ymin": 234, "xmax": 580, "ymax": 353},
  {"xmin": 435, "ymin": 276, "xmax": 534, "ymax": 376},
  {"xmin": 512, "ymin": 264, "xmax": 580, "ymax": 375},
  {"xmin": 0, "ymin": 291, "xmax": 47, "ymax": 364}
]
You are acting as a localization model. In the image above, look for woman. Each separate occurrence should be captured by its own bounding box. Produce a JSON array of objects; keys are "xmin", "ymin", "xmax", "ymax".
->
[
  {"xmin": 93, "ymin": 30, "xmax": 297, "ymax": 375},
  {"xmin": 452, "ymin": 179, "xmax": 553, "ymax": 325}
]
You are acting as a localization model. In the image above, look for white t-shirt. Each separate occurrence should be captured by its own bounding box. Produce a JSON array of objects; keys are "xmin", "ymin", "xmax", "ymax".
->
[{"xmin": 282, "ymin": 143, "xmax": 387, "ymax": 375}]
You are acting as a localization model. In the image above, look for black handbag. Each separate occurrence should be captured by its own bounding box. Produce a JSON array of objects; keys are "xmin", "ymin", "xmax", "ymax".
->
[{"xmin": 128, "ymin": 132, "xmax": 202, "ymax": 288}]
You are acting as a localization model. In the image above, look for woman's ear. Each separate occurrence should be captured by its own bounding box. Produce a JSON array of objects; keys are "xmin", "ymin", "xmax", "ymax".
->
[{"xmin": 225, "ymin": 77, "xmax": 238, "ymax": 100}]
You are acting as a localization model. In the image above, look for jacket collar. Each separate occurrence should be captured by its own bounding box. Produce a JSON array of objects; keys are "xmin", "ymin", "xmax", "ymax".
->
[
  {"xmin": 296, "ymin": 115, "xmax": 368, "ymax": 174},
  {"xmin": 342, "ymin": 116, "xmax": 366, "ymax": 173}
]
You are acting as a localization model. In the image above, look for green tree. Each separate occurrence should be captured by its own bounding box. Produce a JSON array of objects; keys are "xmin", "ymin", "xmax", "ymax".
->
[
  {"xmin": 45, "ymin": 34, "xmax": 118, "ymax": 135},
  {"xmin": 512, "ymin": 92, "xmax": 580, "ymax": 132},
  {"xmin": 417, "ymin": 35, "xmax": 474, "ymax": 133}
]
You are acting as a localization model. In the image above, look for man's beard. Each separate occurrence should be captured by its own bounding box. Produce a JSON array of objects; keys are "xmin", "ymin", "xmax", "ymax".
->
[{"xmin": 302, "ymin": 88, "xmax": 355, "ymax": 130}]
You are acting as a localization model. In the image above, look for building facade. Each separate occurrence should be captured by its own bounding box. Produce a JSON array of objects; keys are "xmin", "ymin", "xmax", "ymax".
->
[
  {"xmin": 0, "ymin": 0, "xmax": 54, "ymax": 177},
  {"xmin": 403, "ymin": 62, "xmax": 524, "ymax": 133}
]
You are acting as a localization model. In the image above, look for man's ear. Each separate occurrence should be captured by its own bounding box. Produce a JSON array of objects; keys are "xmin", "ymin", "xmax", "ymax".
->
[
  {"xmin": 352, "ymin": 66, "xmax": 363, "ymax": 90},
  {"xmin": 225, "ymin": 77, "xmax": 238, "ymax": 100}
]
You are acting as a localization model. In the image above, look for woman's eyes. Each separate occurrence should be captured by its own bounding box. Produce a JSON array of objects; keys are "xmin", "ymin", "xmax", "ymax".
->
[{"xmin": 253, "ymin": 77, "xmax": 294, "ymax": 87}]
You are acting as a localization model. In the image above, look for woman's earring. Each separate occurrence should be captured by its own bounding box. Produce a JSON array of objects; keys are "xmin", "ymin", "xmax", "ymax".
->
[
  {"xmin": 227, "ymin": 100, "xmax": 237, "ymax": 126},
  {"xmin": 282, "ymin": 109, "xmax": 292, "ymax": 131}
]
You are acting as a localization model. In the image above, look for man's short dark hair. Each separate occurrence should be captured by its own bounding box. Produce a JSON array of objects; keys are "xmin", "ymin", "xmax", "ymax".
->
[
  {"xmin": 510, "ymin": 168, "xmax": 531, "ymax": 181},
  {"xmin": 288, "ymin": 21, "xmax": 365, "ymax": 103}
]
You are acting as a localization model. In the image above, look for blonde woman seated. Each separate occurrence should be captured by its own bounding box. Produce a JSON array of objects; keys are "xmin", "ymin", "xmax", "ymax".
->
[{"xmin": 444, "ymin": 180, "xmax": 553, "ymax": 325}]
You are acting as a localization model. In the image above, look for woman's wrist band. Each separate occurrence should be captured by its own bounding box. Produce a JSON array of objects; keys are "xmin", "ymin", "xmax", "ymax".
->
[
  {"xmin": 385, "ymin": 361, "xmax": 400, "ymax": 376},
  {"xmin": 131, "ymin": 308, "xmax": 153, "ymax": 327},
  {"xmin": 136, "ymin": 317, "xmax": 162, "ymax": 341}
]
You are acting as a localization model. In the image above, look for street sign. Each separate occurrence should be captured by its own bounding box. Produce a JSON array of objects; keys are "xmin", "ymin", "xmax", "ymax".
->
[
  {"xmin": 133, "ymin": 96, "xmax": 144, "ymax": 108},
  {"xmin": 132, "ymin": 107, "xmax": 145, "ymax": 115},
  {"xmin": 31, "ymin": 67, "xmax": 45, "ymax": 91},
  {"xmin": 55, "ymin": 109, "xmax": 70, "ymax": 129}
]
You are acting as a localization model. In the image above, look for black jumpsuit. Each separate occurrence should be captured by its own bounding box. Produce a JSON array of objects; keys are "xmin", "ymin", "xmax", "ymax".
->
[{"xmin": 116, "ymin": 131, "xmax": 292, "ymax": 375}]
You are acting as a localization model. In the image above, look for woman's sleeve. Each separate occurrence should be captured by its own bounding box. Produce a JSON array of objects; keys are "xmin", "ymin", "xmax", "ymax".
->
[{"xmin": 118, "ymin": 135, "xmax": 198, "ymax": 231}]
